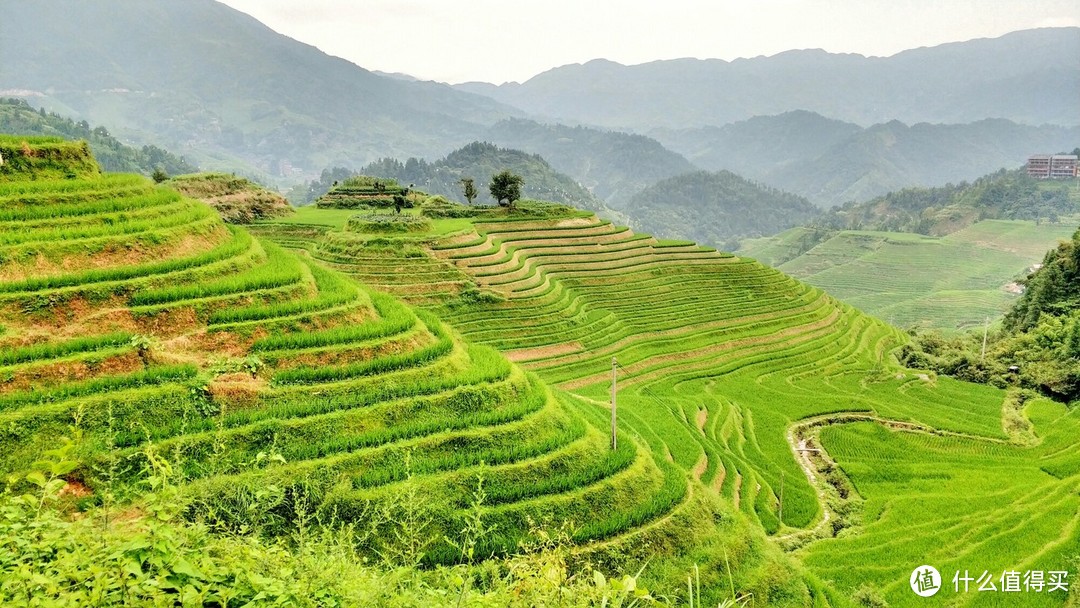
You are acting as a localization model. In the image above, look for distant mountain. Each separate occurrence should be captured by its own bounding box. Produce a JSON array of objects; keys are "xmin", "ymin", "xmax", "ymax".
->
[
  {"xmin": 483, "ymin": 119, "xmax": 696, "ymax": 205},
  {"xmin": 360, "ymin": 142, "xmax": 609, "ymax": 212},
  {"xmin": 651, "ymin": 111, "xmax": 861, "ymax": 180},
  {"xmin": 0, "ymin": 98, "xmax": 197, "ymax": 177},
  {"xmin": 0, "ymin": 0, "xmax": 520, "ymax": 184},
  {"xmin": 622, "ymin": 171, "xmax": 820, "ymax": 249},
  {"xmin": 655, "ymin": 112, "xmax": 1080, "ymax": 207},
  {"xmin": 458, "ymin": 28, "xmax": 1080, "ymax": 130}
]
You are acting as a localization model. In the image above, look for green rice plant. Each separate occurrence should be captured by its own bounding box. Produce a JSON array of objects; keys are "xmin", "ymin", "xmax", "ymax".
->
[
  {"xmin": 0, "ymin": 332, "xmax": 132, "ymax": 366},
  {"xmin": 0, "ymin": 203, "xmax": 213, "ymax": 247},
  {"xmin": 208, "ymin": 259, "xmax": 359, "ymax": 325},
  {"xmin": 271, "ymin": 314, "xmax": 453, "ymax": 385},
  {"xmin": 0, "ymin": 227, "xmax": 251, "ymax": 294},
  {"xmin": 250, "ymin": 291, "xmax": 414, "ymax": 352},
  {"xmin": 128, "ymin": 239, "xmax": 302, "ymax": 306},
  {"xmin": 0, "ymin": 364, "xmax": 197, "ymax": 413},
  {"xmin": 0, "ymin": 188, "xmax": 171, "ymax": 222}
]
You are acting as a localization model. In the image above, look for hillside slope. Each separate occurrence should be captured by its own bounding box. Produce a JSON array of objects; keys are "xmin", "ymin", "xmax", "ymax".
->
[
  {"xmin": 0, "ymin": 0, "xmax": 519, "ymax": 181},
  {"xmin": 623, "ymin": 170, "xmax": 820, "ymax": 247},
  {"xmin": 0, "ymin": 143, "xmax": 717, "ymax": 579},
  {"xmin": 257, "ymin": 200, "xmax": 1080, "ymax": 606},
  {"xmin": 770, "ymin": 221, "xmax": 1079, "ymax": 331},
  {"xmin": 483, "ymin": 119, "xmax": 697, "ymax": 206},
  {"xmin": 457, "ymin": 28, "xmax": 1080, "ymax": 129}
]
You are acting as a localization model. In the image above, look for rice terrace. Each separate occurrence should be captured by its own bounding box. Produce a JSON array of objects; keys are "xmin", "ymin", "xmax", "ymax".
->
[{"xmin": 1, "ymin": 3, "xmax": 1079, "ymax": 607}]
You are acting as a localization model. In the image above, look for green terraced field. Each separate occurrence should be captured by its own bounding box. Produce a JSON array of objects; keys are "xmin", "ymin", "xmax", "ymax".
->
[
  {"xmin": 753, "ymin": 220, "xmax": 1080, "ymax": 330},
  {"xmin": 0, "ymin": 159, "xmax": 706, "ymax": 577},
  {"xmin": 257, "ymin": 209, "xmax": 1080, "ymax": 606},
  {"xmin": 4, "ymin": 139, "xmax": 1077, "ymax": 606}
]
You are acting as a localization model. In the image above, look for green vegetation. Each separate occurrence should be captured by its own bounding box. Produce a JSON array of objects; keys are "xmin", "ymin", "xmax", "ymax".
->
[
  {"xmin": 900, "ymin": 227, "xmax": 1080, "ymax": 403},
  {"xmin": 360, "ymin": 142, "xmax": 609, "ymax": 212},
  {"xmin": 0, "ymin": 135, "xmax": 99, "ymax": 181},
  {"xmin": 625, "ymin": 170, "xmax": 820, "ymax": 250},
  {"xmin": 263, "ymin": 201, "xmax": 1080, "ymax": 606},
  {"xmin": 0, "ymin": 98, "xmax": 196, "ymax": 176},
  {"xmin": 346, "ymin": 214, "xmax": 433, "ymax": 233},
  {"xmin": 489, "ymin": 169, "xmax": 524, "ymax": 208},
  {"xmin": 761, "ymin": 220, "xmax": 1079, "ymax": 331},
  {"xmin": 0, "ymin": 147, "xmax": 815, "ymax": 606},
  {"xmin": 821, "ymin": 168, "xmax": 1080, "ymax": 236},
  {"xmin": 6, "ymin": 142, "xmax": 1080, "ymax": 606},
  {"xmin": 168, "ymin": 172, "xmax": 293, "ymax": 223},
  {"xmin": 315, "ymin": 176, "xmax": 414, "ymax": 210}
]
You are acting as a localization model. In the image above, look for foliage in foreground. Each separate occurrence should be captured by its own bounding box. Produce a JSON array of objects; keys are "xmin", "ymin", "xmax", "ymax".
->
[{"xmin": 0, "ymin": 438, "xmax": 764, "ymax": 607}]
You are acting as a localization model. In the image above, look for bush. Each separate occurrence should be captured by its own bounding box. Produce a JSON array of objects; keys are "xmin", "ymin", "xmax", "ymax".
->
[{"xmin": 345, "ymin": 213, "xmax": 432, "ymax": 234}]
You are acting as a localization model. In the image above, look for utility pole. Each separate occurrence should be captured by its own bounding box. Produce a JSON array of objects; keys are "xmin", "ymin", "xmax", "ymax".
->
[
  {"xmin": 981, "ymin": 316, "xmax": 990, "ymax": 361},
  {"xmin": 610, "ymin": 357, "xmax": 617, "ymax": 451},
  {"xmin": 778, "ymin": 470, "xmax": 785, "ymax": 525}
]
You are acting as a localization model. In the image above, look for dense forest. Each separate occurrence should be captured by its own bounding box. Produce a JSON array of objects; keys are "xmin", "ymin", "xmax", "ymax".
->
[{"xmin": 625, "ymin": 170, "xmax": 820, "ymax": 249}]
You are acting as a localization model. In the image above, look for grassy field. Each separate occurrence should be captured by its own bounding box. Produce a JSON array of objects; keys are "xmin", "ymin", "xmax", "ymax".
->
[
  {"xmin": 748, "ymin": 219, "xmax": 1080, "ymax": 330},
  {"xmin": 255, "ymin": 207, "xmax": 1080, "ymax": 606}
]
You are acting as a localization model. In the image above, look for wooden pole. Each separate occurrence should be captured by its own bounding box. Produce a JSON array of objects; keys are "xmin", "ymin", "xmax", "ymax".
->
[
  {"xmin": 611, "ymin": 357, "xmax": 617, "ymax": 451},
  {"xmin": 778, "ymin": 470, "xmax": 785, "ymax": 525},
  {"xmin": 981, "ymin": 316, "xmax": 990, "ymax": 361}
]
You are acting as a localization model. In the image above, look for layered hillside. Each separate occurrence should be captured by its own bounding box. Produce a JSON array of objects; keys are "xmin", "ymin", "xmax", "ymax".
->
[
  {"xmin": 624, "ymin": 170, "xmax": 820, "ymax": 247},
  {"xmin": 257, "ymin": 202, "xmax": 1080, "ymax": 606},
  {"xmin": 0, "ymin": 143, "xmax": 702, "ymax": 573}
]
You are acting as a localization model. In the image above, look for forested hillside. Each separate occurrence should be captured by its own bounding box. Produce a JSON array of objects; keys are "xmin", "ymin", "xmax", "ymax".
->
[
  {"xmin": 821, "ymin": 166, "xmax": 1080, "ymax": 235},
  {"xmin": 900, "ymin": 227, "xmax": 1080, "ymax": 402},
  {"xmin": 624, "ymin": 170, "xmax": 820, "ymax": 248},
  {"xmin": 0, "ymin": 98, "xmax": 196, "ymax": 176},
  {"xmin": 0, "ymin": 0, "xmax": 518, "ymax": 180},
  {"xmin": 484, "ymin": 118, "xmax": 696, "ymax": 205}
]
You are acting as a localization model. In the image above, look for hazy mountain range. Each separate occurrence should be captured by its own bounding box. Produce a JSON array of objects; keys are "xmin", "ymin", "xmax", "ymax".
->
[
  {"xmin": 0, "ymin": 0, "xmax": 520, "ymax": 182},
  {"xmin": 457, "ymin": 28, "xmax": 1080, "ymax": 130},
  {"xmin": 653, "ymin": 111, "xmax": 1080, "ymax": 206}
]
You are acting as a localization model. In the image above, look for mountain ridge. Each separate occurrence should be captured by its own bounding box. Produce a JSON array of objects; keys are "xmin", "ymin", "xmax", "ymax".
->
[{"xmin": 454, "ymin": 27, "xmax": 1080, "ymax": 129}]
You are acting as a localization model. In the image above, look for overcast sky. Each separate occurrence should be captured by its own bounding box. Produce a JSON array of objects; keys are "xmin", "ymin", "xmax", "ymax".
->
[{"xmin": 217, "ymin": 0, "xmax": 1080, "ymax": 85}]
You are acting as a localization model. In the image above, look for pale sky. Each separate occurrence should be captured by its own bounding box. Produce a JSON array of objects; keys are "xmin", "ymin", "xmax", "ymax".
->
[{"xmin": 218, "ymin": 0, "xmax": 1080, "ymax": 85}]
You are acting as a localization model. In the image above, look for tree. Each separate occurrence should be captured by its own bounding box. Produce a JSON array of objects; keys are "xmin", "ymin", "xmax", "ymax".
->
[
  {"xmin": 489, "ymin": 170, "xmax": 523, "ymax": 209},
  {"xmin": 1068, "ymin": 319, "xmax": 1080, "ymax": 359},
  {"xmin": 151, "ymin": 167, "xmax": 169, "ymax": 183},
  {"xmin": 460, "ymin": 177, "xmax": 478, "ymax": 205}
]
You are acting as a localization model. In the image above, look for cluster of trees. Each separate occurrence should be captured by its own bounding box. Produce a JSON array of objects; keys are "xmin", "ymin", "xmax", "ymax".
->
[{"xmin": 902, "ymin": 227, "xmax": 1080, "ymax": 402}]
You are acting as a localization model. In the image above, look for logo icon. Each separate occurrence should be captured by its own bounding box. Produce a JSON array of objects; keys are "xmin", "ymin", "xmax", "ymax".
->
[{"xmin": 910, "ymin": 565, "xmax": 941, "ymax": 597}]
